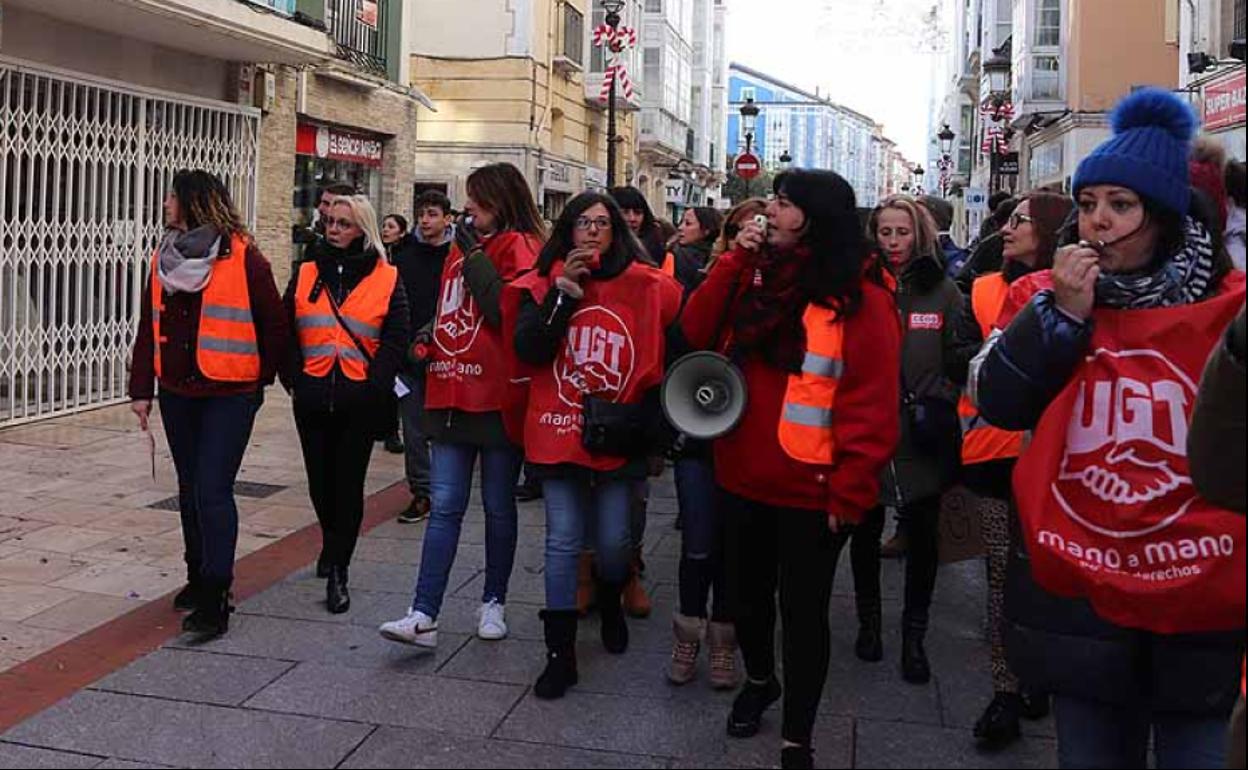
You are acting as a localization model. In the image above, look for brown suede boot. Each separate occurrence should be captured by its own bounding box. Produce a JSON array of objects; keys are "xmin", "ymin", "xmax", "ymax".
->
[
  {"xmin": 575, "ymin": 551, "xmax": 595, "ymax": 616},
  {"xmin": 707, "ymin": 620, "xmax": 740, "ymax": 690},
  {"xmin": 621, "ymin": 548, "xmax": 652, "ymax": 618},
  {"xmin": 668, "ymin": 613, "xmax": 704, "ymax": 685}
]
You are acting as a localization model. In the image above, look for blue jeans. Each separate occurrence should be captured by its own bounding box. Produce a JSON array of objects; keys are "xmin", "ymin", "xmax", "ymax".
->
[
  {"xmin": 158, "ymin": 390, "xmax": 262, "ymax": 584},
  {"xmin": 411, "ymin": 441, "xmax": 522, "ymax": 618},
  {"xmin": 675, "ymin": 456, "xmax": 728, "ymax": 619},
  {"xmin": 1054, "ymin": 695, "xmax": 1229, "ymax": 769},
  {"xmin": 543, "ymin": 478, "xmax": 633, "ymax": 610}
]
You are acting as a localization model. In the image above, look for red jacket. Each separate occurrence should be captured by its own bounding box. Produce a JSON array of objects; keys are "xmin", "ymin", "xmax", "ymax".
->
[
  {"xmin": 680, "ymin": 249, "xmax": 902, "ymax": 521},
  {"xmin": 129, "ymin": 238, "xmax": 289, "ymax": 400}
]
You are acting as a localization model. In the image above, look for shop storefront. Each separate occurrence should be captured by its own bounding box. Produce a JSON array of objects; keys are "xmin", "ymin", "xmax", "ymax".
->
[
  {"xmin": 540, "ymin": 157, "xmax": 584, "ymax": 222},
  {"xmin": 292, "ymin": 120, "xmax": 386, "ymax": 258},
  {"xmin": 1200, "ymin": 67, "xmax": 1246, "ymax": 161}
]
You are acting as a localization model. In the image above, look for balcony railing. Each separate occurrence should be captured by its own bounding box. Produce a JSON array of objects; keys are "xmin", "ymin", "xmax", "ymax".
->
[{"xmin": 326, "ymin": 0, "xmax": 388, "ymax": 77}]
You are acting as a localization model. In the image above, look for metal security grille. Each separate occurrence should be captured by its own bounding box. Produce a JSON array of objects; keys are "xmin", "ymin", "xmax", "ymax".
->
[{"xmin": 0, "ymin": 58, "xmax": 259, "ymax": 427}]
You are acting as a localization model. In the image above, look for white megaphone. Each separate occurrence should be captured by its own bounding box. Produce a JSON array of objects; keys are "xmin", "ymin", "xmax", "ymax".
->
[{"xmin": 661, "ymin": 352, "xmax": 748, "ymax": 440}]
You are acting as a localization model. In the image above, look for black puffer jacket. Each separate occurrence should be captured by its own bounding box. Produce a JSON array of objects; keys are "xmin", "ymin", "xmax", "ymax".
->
[
  {"xmin": 974, "ymin": 216, "xmax": 1243, "ymax": 715},
  {"xmin": 880, "ymin": 250, "xmax": 965, "ymax": 506}
]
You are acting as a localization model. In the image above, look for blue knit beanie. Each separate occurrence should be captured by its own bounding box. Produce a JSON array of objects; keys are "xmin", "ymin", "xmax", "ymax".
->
[{"xmin": 1072, "ymin": 87, "xmax": 1198, "ymax": 216}]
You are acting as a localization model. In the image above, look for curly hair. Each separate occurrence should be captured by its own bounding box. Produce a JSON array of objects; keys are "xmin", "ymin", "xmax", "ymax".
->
[{"xmin": 171, "ymin": 170, "xmax": 246, "ymax": 236}]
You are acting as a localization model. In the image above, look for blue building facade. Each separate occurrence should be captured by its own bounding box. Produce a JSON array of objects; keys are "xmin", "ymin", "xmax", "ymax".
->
[{"xmin": 727, "ymin": 63, "xmax": 884, "ymax": 206}]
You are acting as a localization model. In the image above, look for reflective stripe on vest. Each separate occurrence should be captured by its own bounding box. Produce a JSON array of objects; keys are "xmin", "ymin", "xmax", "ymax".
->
[
  {"xmin": 777, "ymin": 304, "xmax": 845, "ymax": 465},
  {"xmin": 151, "ymin": 233, "xmax": 261, "ymax": 383},
  {"xmin": 960, "ymin": 271, "xmax": 1024, "ymax": 464},
  {"xmin": 293, "ymin": 259, "xmax": 397, "ymax": 381}
]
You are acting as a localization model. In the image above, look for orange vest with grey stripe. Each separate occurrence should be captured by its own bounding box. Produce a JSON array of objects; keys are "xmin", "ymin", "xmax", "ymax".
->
[
  {"xmin": 957, "ymin": 272, "xmax": 1024, "ymax": 464},
  {"xmin": 293, "ymin": 259, "xmax": 398, "ymax": 381},
  {"xmin": 777, "ymin": 304, "xmax": 845, "ymax": 465},
  {"xmin": 150, "ymin": 234, "xmax": 260, "ymax": 382}
]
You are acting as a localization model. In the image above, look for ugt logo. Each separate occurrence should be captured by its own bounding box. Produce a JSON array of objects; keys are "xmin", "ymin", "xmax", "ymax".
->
[
  {"xmin": 433, "ymin": 257, "xmax": 483, "ymax": 356},
  {"xmin": 556, "ymin": 306, "xmax": 636, "ymax": 408},
  {"xmin": 1053, "ymin": 348, "xmax": 1198, "ymax": 538}
]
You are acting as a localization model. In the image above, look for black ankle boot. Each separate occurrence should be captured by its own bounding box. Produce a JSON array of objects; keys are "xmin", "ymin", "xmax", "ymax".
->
[
  {"xmin": 726, "ymin": 676, "xmax": 782, "ymax": 738},
  {"xmin": 327, "ymin": 565, "xmax": 350, "ymax": 614},
  {"xmin": 780, "ymin": 745, "xmax": 814, "ymax": 769},
  {"xmin": 174, "ymin": 562, "xmax": 201, "ymax": 611},
  {"xmin": 901, "ymin": 620, "xmax": 931, "ymax": 684},
  {"xmin": 855, "ymin": 600, "xmax": 883, "ymax": 662},
  {"xmin": 316, "ymin": 550, "xmax": 331, "ymax": 579},
  {"xmin": 182, "ymin": 581, "xmax": 232, "ymax": 639},
  {"xmin": 974, "ymin": 692, "xmax": 1023, "ymax": 750},
  {"xmin": 596, "ymin": 579, "xmax": 629, "ymax": 654},
  {"xmin": 535, "ymin": 610, "xmax": 579, "ymax": 700}
]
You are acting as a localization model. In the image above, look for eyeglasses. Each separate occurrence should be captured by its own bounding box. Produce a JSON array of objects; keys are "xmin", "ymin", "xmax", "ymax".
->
[
  {"xmin": 325, "ymin": 217, "xmax": 357, "ymax": 230},
  {"xmin": 575, "ymin": 217, "xmax": 612, "ymax": 231},
  {"xmin": 1007, "ymin": 213, "xmax": 1034, "ymax": 229}
]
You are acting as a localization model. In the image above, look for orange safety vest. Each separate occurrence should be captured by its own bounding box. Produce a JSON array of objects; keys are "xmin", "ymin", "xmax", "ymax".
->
[
  {"xmin": 151, "ymin": 234, "xmax": 260, "ymax": 383},
  {"xmin": 661, "ymin": 252, "xmax": 676, "ymax": 277},
  {"xmin": 777, "ymin": 304, "xmax": 845, "ymax": 465},
  {"xmin": 293, "ymin": 258, "xmax": 397, "ymax": 381},
  {"xmin": 958, "ymin": 272, "xmax": 1024, "ymax": 465}
]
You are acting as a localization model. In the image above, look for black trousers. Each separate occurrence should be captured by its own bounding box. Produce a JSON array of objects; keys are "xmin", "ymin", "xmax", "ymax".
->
[
  {"xmin": 833, "ymin": 497, "xmax": 942, "ymax": 628},
  {"xmin": 294, "ymin": 401, "xmax": 377, "ymax": 569},
  {"xmin": 724, "ymin": 491, "xmax": 838, "ymax": 746}
]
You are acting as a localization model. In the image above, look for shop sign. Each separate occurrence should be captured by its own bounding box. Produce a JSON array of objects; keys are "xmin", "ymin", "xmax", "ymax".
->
[
  {"xmin": 992, "ymin": 151, "xmax": 1020, "ymax": 176},
  {"xmin": 665, "ymin": 179, "xmax": 686, "ymax": 206},
  {"xmin": 296, "ymin": 123, "xmax": 384, "ymax": 167},
  {"xmin": 586, "ymin": 167, "xmax": 607, "ymax": 189},
  {"xmin": 544, "ymin": 160, "xmax": 580, "ymax": 193},
  {"xmin": 1203, "ymin": 69, "xmax": 1246, "ymax": 132}
]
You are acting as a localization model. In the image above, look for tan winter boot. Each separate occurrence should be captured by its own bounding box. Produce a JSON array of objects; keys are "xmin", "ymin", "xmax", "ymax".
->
[
  {"xmin": 707, "ymin": 620, "xmax": 741, "ymax": 690},
  {"xmin": 621, "ymin": 548, "xmax": 652, "ymax": 618},
  {"xmin": 669, "ymin": 613, "xmax": 704, "ymax": 685},
  {"xmin": 575, "ymin": 551, "xmax": 595, "ymax": 616}
]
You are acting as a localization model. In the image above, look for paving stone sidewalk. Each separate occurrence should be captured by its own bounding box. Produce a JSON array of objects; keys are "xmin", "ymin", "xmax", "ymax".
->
[{"xmin": 0, "ymin": 470, "xmax": 1058, "ymax": 768}]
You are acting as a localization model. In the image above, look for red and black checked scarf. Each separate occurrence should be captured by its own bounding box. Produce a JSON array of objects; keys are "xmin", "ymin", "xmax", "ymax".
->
[{"xmin": 731, "ymin": 246, "xmax": 813, "ymax": 373}]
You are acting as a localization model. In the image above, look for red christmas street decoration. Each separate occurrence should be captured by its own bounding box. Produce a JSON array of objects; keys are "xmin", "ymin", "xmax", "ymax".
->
[{"xmin": 594, "ymin": 24, "xmax": 637, "ymax": 103}]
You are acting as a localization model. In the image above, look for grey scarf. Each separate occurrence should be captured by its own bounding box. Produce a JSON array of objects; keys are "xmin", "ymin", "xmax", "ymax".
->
[
  {"xmin": 1094, "ymin": 217, "xmax": 1217, "ymax": 309},
  {"xmin": 157, "ymin": 226, "xmax": 222, "ymax": 294}
]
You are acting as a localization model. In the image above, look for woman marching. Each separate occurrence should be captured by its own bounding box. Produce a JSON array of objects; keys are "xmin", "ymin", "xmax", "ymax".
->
[
  {"xmin": 973, "ymin": 88, "xmax": 1244, "ymax": 768},
  {"xmin": 285, "ymin": 194, "xmax": 409, "ymax": 614},
  {"xmin": 130, "ymin": 170, "xmax": 289, "ymax": 639},
  {"xmin": 508, "ymin": 191, "xmax": 683, "ymax": 700},
  {"xmin": 667, "ymin": 200, "xmax": 761, "ymax": 689},
  {"xmin": 680, "ymin": 170, "xmax": 901, "ymax": 769},
  {"xmin": 379, "ymin": 163, "xmax": 544, "ymax": 647},
  {"xmin": 947, "ymin": 192, "xmax": 1072, "ymax": 748}
]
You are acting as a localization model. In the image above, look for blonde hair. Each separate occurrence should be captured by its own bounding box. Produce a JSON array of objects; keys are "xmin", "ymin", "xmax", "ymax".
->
[
  {"xmin": 330, "ymin": 195, "xmax": 388, "ymax": 262},
  {"xmin": 1192, "ymin": 135, "xmax": 1227, "ymax": 168},
  {"xmin": 868, "ymin": 194, "xmax": 942, "ymax": 264}
]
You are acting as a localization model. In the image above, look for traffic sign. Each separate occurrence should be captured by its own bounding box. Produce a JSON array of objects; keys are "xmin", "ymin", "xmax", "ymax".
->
[
  {"xmin": 734, "ymin": 152, "xmax": 762, "ymax": 180},
  {"xmin": 965, "ymin": 187, "xmax": 989, "ymax": 212}
]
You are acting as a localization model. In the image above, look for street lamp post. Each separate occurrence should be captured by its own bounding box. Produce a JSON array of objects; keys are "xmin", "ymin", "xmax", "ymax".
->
[
  {"xmin": 779, "ymin": 149, "xmax": 792, "ymax": 169},
  {"xmin": 603, "ymin": 0, "xmax": 625, "ymax": 187},
  {"xmin": 740, "ymin": 97, "xmax": 760, "ymax": 155},
  {"xmin": 912, "ymin": 164, "xmax": 926, "ymax": 196},
  {"xmin": 982, "ymin": 43, "xmax": 1013, "ymax": 195},
  {"xmin": 936, "ymin": 123, "xmax": 955, "ymax": 196}
]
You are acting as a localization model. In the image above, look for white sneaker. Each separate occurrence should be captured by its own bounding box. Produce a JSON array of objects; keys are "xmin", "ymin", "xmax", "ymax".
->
[
  {"xmin": 379, "ymin": 609, "xmax": 438, "ymax": 648},
  {"xmin": 477, "ymin": 600, "xmax": 507, "ymax": 640}
]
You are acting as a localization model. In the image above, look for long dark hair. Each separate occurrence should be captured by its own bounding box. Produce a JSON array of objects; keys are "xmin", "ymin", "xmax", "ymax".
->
[
  {"xmin": 775, "ymin": 170, "xmax": 873, "ymax": 318},
  {"xmin": 610, "ymin": 185, "xmax": 666, "ymax": 265},
  {"xmin": 685, "ymin": 206, "xmax": 724, "ymax": 247},
  {"xmin": 537, "ymin": 192, "xmax": 648, "ymax": 277},
  {"xmin": 171, "ymin": 170, "xmax": 246, "ymax": 236},
  {"xmin": 466, "ymin": 163, "xmax": 546, "ymax": 239}
]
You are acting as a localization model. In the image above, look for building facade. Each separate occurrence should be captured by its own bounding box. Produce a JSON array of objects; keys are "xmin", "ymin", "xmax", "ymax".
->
[
  {"xmin": 1179, "ymin": 0, "xmax": 1245, "ymax": 160},
  {"xmin": 408, "ymin": 0, "xmax": 641, "ymax": 222},
  {"xmin": 726, "ymin": 63, "xmax": 896, "ymax": 208},
  {"xmin": 0, "ymin": 0, "xmax": 427, "ymax": 426}
]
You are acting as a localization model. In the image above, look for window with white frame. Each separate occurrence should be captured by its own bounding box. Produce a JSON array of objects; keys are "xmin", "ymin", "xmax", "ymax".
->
[
  {"xmin": 1035, "ymin": 0, "xmax": 1060, "ymax": 47},
  {"xmin": 994, "ymin": 0, "xmax": 1012, "ymax": 48},
  {"xmin": 1032, "ymin": 55, "xmax": 1060, "ymax": 99},
  {"xmin": 959, "ymin": 103, "xmax": 974, "ymax": 176}
]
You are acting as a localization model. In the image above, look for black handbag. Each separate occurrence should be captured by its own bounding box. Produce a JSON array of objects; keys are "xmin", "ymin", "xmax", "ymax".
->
[{"xmin": 581, "ymin": 394, "xmax": 649, "ymax": 458}]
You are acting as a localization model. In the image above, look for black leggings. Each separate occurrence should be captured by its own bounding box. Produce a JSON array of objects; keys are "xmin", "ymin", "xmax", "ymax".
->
[
  {"xmin": 724, "ymin": 491, "xmax": 838, "ymax": 746},
  {"xmin": 832, "ymin": 497, "xmax": 942, "ymax": 628},
  {"xmin": 294, "ymin": 402, "xmax": 377, "ymax": 569}
]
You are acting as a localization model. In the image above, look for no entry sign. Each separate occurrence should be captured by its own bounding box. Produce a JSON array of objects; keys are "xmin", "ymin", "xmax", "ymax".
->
[{"xmin": 734, "ymin": 152, "xmax": 762, "ymax": 180}]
